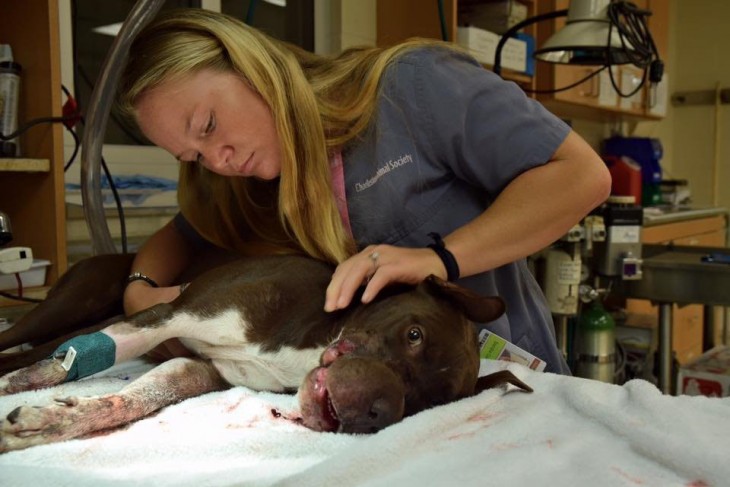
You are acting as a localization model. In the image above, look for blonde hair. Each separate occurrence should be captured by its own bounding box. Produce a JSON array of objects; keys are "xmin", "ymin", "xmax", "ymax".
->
[{"xmin": 119, "ymin": 8, "xmax": 459, "ymax": 263}]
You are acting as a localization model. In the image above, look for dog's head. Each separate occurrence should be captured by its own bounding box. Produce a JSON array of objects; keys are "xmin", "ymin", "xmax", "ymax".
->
[{"xmin": 298, "ymin": 276, "xmax": 530, "ymax": 434}]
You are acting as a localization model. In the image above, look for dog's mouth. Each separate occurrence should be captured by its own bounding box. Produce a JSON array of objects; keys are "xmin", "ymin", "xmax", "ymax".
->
[
  {"xmin": 300, "ymin": 366, "xmax": 341, "ymax": 432},
  {"xmin": 298, "ymin": 356, "xmax": 407, "ymax": 434}
]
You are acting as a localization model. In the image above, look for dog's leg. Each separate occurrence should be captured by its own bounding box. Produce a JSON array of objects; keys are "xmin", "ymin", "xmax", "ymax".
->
[
  {"xmin": 0, "ymin": 357, "xmax": 227, "ymax": 453},
  {"xmin": 0, "ymin": 254, "xmax": 134, "ymax": 353},
  {"xmin": 0, "ymin": 303, "xmax": 208, "ymax": 394},
  {"xmin": 0, "ymin": 315, "xmax": 121, "ymax": 376},
  {"xmin": 0, "ymin": 358, "xmax": 68, "ymax": 396}
]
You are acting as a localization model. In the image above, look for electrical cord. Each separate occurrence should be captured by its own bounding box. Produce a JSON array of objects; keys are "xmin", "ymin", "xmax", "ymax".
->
[
  {"xmin": 0, "ymin": 115, "xmax": 79, "ymax": 142},
  {"xmin": 614, "ymin": 339, "xmax": 627, "ymax": 383},
  {"xmin": 493, "ymin": 9, "xmax": 568, "ymax": 77},
  {"xmin": 245, "ymin": 0, "xmax": 258, "ymax": 25},
  {"xmin": 524, "ymin": 66, "xmax": 608, "ymax": 95},
  {"xmin": 0, "ymin": 273, "xmax": 44, "ymax": 303},
  {"xmin": 61, "ymin": 84, "xmax": 82, "ymax": 170},
  {"xmin": 0, "ymin": 290, "xmax": 44, "ymax": 303},
  {"xmin": 63, "ymin": 123, "xmax": 81, "ymax": 172},
  {"xmin": 59, "ymin": 83, "xmax": 129, "ymax": 253},
  {"xmin": 437, "ymin": 0, "xmax": 449, "ymax": 42},
  {"xmin": 492, "ymin": 1, "xmax": 663, "ymax": 98},
  {"xmin": 606, "ymin": 1, "xmax": 663, "ymax": 98},
  {"xmin": 1, "ymin": 86, "xmax": 129, "ymax": 242}
]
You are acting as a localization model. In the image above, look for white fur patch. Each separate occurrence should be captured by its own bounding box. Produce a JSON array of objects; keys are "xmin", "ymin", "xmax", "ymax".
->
[{"xmin": 163, "ymin": 310, "xmax": 324, "ymax": 392}]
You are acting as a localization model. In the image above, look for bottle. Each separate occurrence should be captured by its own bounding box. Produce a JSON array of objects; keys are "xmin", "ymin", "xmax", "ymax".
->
[
  {"xmin": 0, "ymin": 60, "xmax": 22, "ymax": 157},
  {"xmin": 575, "ymin": 299, "xmax": 616, "ymax": 383}
]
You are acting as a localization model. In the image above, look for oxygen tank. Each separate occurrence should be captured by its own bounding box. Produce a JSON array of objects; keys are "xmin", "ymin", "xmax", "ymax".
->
[{"xmin": 575, "ymin": 300, "xmax": 616, "ymax": 383}]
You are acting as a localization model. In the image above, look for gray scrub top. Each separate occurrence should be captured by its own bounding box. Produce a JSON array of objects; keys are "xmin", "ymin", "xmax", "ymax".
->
[
  {"xmin": 175, "ymin": 47, "xmax": 572, "ymax": 374},
  {"xmin": 342, "ymin": 47, "xmax": 571, "ymax": 374}
]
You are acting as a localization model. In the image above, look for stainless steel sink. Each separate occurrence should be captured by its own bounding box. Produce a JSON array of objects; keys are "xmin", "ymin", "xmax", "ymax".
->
[
  {"xmin": 619, "ymin": 244, "xmax": 730, "ymax": 306},
  {"xmin": 616, "ymin": 244, "xmax": 730, "ymax": 394},
  {"xmin": 643, "ymin": 206, "xmax": 728, "ymax": 226}
]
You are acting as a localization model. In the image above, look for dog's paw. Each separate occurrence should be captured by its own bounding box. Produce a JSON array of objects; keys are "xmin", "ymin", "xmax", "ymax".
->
[
  {"xmin": 0, "ymin": 397, "xmax": 87, "ymax": 453},
  {"xmin": 0, "ymin": 375, "xmax": 10, "ymax": 397},
  {"xmin": 0, "ymin": 359, "xmax": 68, "ymax": 396}
]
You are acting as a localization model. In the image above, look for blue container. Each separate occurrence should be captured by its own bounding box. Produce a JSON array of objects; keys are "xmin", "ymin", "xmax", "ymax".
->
[{"xmin": 516, "ymin": 33, "xmax": 535, "ymax": 76}]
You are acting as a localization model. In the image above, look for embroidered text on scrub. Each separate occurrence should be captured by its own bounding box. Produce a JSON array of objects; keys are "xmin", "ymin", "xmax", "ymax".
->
[{"xmin": 354, "ymin": 153, "xmax": 413, "ymax": 192}]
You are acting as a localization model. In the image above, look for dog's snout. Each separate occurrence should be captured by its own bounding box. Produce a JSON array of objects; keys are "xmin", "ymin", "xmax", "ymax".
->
[
  {"xmin": 368, "ymin": 397, "xmax": 394, "ymax": 422},
  {"xmin": 338, "ymin": 391, "xmax": 404, "ymax": 435},
  {"xmin": 321, "ymin": 338, "xmax": 357, "ymax": 366},
  {"xmin": 321, "ymin": 357, "xmax": 405, "ymax": 434}
]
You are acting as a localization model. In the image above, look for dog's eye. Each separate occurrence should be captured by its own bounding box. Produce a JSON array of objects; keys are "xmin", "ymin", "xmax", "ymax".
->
[{"xmin": 407, "ymin": 327, "xmax": 423, "ymax": 346}]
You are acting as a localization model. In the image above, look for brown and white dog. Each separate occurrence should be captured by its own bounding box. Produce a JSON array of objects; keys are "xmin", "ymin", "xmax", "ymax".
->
[{"xmin": 0, "ymin": 253, "xmax": 531, "ymax": 452}]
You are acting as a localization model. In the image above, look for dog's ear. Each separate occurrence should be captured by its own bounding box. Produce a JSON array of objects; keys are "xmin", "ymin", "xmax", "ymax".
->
[
  {"xmin": 422, "ymin": 275, "xmax": 506, "ymax": 323},
  {"xmin": 473, "ymin": 370, "xmax": 533, "ymax": 395}
]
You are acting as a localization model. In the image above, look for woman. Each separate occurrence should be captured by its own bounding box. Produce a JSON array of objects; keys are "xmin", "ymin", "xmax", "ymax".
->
[{"xmin": 118, "ymin": 9, "xmax": 611, "ymax": 374}]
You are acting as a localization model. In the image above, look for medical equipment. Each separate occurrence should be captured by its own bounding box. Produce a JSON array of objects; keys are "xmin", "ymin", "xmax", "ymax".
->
[
  {"xmin": 0, "ymin": 210, "xmax": 11, "ymax": 246},
  {"xmin": 0, "ymin": 210, "xmax": 34, "ymax": 280},
  {"xmin": 0, "ymin": 246, "xmax": 33, "ymax": 275},
  {"xmin": 0, "ymin": 59, "xmax": 21, "ymax": 157}
]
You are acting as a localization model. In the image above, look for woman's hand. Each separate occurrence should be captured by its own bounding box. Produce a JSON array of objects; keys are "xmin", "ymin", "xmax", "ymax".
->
[
  {"xmin": 324, "ymin": 244, "xmax": 447, "ymax": 312},
  {"xmin": 123, "ymin": 281, "xmax": 184, "ymax": 316}
]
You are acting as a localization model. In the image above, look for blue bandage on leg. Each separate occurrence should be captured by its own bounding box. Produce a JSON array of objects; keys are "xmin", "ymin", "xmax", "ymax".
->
[{"xmin": 52, "ymin": 332, "xmax": 117, "ymax": 381}]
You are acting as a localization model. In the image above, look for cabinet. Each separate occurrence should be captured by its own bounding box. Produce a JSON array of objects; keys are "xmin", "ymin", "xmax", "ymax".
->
[
  {"xmin": 377, "ymin": 0, "xmax": 536, "ymax": 90},
  {"xmin": 0, "ymin": 0, "xmax": 67, "ymax": 298},
  {"xmin": 535, "ymin": 0, "xmax": 669, "ymax": 121},
  {"xmin": 625, "ymin": 214, "xmax": 728, "ymax": 364},
  {"xmin": 377, "ymin": 0, "xmax": 669, "ymax": 121}
]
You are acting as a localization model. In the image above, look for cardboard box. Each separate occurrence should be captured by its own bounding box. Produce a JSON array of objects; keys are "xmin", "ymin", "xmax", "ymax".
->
[
  {"xmin": 677, "ymin": 346, "xmax": 730, "ymax": 397},
  {"xmin": 456, "ymin": 26, "xmax": 528, "ymax": 73},
  {"xmin": 458, "ymin": 0, "xmax": 529, "ymax": 35}
]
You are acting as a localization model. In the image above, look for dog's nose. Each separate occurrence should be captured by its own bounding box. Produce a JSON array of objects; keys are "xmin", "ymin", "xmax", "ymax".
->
[
  {"xmin": 321, "ymin": 338, "xmax": 357, "ymax": 366},
  {"xmin": 325, "ymin": 357, "xmax": 405, "ymax": 434},
  {"xmin": 366, "ymin": 397, "xmax": 398, "ymax": 427},
  {"xmin": 338, "ymin": 390, "xmax": 405, "ymax": 435}
]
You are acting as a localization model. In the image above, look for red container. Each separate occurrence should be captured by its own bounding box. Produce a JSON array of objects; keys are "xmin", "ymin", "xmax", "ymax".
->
[{"xmin": 604, "ymin": 155, "xmax": 642, "ymax": 205}]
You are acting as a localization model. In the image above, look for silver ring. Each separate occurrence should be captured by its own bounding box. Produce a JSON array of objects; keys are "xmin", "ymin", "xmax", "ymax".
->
[{"xmin": 369, "ymin": 250, "xmax": 379, "ymax": 275}]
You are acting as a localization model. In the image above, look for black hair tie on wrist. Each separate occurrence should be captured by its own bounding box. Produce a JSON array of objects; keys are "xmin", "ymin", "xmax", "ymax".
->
[{"xmin": 427, "ymin": 232, "xmax": 460, "ymax": 281}]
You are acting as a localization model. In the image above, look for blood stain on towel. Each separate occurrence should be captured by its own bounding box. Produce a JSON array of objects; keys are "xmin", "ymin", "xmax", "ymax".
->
[
  {"xmin": 271, "ymin": 408, "xmax": 304, "ymax": 425},
  {"xmin": 446, "ymin": 411, "xmax": 502, "ymax": 441},
  {"xmin": 611, "ymin": 466, "xmax": 645, "ymax": 485},
  {"xmin": 80, "ymin": 422, "xmax": 133, "ymax": 440},
  {"xmin": 224, "ymin": 397, "xmax": 249, "ymax": 413},
  {"xmin": 491, "ymin": 442, "xmax": 520, "ymax": 452},
  {"xmin": 467, "ymin": 411, "xmax": 499, "ymax": 423},
  {"xmin": 686, "ymin": 481, "xmax": 708, "ymax": 487}
]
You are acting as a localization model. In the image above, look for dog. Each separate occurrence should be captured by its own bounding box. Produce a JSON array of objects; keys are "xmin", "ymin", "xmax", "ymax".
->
[{"xmin": 0, "ymin": 253, "xmax": 532, "ymax": 452}]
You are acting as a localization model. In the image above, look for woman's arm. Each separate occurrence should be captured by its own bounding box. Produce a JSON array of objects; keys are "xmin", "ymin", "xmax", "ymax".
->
[
  {"xmin": 123, "ymin": 219, "xmax": 195, "ymax": 315},
  {"xmin": 445, "ymin": 130, "xmax": 611, "ymax": 277},
  {"xmin": 324, "ymin": 130, "xmax": 611, "ymax": 311}
]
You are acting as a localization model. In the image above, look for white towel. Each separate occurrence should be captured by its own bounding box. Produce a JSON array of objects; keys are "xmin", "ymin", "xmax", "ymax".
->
[{"xmin": 1, "ymin": 359, "xmax": 728, "ymax": 487}]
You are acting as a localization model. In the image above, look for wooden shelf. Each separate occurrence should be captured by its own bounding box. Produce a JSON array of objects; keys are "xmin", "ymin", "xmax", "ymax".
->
[
  {"xmin": 0, "ymin": 0, "xmax": 67, "ymax": 287},
  {"xmin": 482, "ymin": 66, "xmax": 533, "ymax": 86},
  {"xmin": 0, "ymin": 158, "xmax": 51, "ymax": 172},
  {"xmin": 377, "ymin": 0, "xmax": 538, "ymax": 93},
  {"xmin": 0, "ymin": 286, "xmax": 49, "ymax": 309}
]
